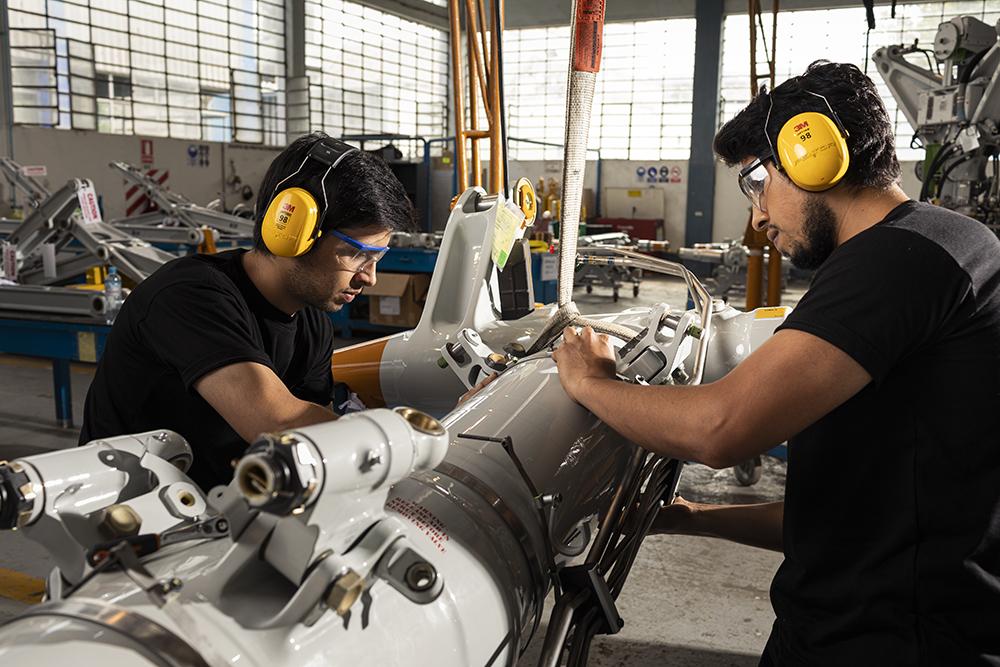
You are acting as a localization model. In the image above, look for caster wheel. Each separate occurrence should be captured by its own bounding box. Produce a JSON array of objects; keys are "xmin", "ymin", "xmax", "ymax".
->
[
  {"xmin": 733, "ymin": 457, "xmax": 763, "ymax": 486},
  {"xmin": 586, "ymin": 284, "xmax": 593, "ymax": 294},
  {"xmin": 613, "ymin": 291, "xmax": 619, "ymax": 302},
  {"xmin": 633, "ymin": 285, "xmax": 639, "ymax": 297}
]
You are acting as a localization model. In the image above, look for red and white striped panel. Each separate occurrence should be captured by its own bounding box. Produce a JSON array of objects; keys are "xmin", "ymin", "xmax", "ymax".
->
[{"xmin": 124, "ymin": 168, "xmax": 170, "ymax": 217}]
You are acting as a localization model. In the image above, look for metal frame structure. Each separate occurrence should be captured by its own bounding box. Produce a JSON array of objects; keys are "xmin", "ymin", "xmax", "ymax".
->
[
  {"xmin": 3, "ymin": 177, "xmax": 175, "ymax": 285},
  {"xmin": 107, "ymin": 161, "xmax": 255, "ymax": 243},
  {"xmin": 448, "ymin": 0, "xmax": 507, "ymax": 195},
  {"xmin": 873, "ymin": 15, "xmax": 1000, "ymax": 231}
]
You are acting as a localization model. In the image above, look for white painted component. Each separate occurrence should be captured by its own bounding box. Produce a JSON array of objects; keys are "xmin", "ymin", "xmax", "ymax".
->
[
  {"xmin": 0, "ymin": 615, "xmax": 159, "ymax": 667},
  {"xmin": 11, "ymin": 430, "xmax": 200, "ymax": 583},
  {"xmin": 163, "ymin": 481, "xmax": 206, "ymax": 519},
  {"xmin": 379, "ymin": 188, "xmax": 509, "ymax": 414},
  {"xmin": 700, "ymin": 306, "xmax": 790, "ymax": 384}
]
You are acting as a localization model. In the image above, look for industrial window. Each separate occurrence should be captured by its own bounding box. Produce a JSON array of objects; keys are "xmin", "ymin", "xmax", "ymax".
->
[
  {"xmin": 504, "ymin": 18, "xmax": 698, "ymax": 161},
  {"xmin": 304, "ymin": 0, "xmax": 450, "ymax": 159},
  {"xmin": 7, "ymin": 0, "xmax": 287, "ymax": 145},
  {"xmin": 719, "ymin": 2, "xmax": 1000, "ymax": 161}
]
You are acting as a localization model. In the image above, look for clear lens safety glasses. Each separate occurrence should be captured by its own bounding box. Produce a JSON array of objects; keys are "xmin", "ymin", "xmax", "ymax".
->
[
  {"xmin": 738, "ymin": 156, "xmax": 771, "ymax": 213},
  {"xmin": 330, "ymin": 229, "xmax": 389, "ymax": 271}
]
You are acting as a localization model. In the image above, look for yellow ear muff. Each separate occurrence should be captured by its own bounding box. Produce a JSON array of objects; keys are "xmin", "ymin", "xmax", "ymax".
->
[
  {"xmin": 261, "ymin": 187, "xmax": 321, "ymax": 257},
  {"xmin": 774, "ymin": 111, "xmax": 850, "ymax": 192}
]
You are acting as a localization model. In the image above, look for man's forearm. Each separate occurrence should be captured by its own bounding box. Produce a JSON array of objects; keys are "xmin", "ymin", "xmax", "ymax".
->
[
  {"xmin": 276, "ymin": 399, "xmax": 338, "ymax": 433},
  {"xmin": 577, "ymin": 377, "xmax": 737, "ymax": 467},
  {"xmin": 674, "ymin": 501, "xmax": 784, "ymax": 552}
]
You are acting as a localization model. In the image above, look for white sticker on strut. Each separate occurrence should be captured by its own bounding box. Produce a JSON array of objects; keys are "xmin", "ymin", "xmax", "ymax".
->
[{"xmin": 77, "ymin": 183, "xmax": 102, "ymax": 225}]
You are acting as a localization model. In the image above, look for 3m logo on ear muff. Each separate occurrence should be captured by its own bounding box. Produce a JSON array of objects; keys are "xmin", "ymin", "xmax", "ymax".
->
[
  {"xmin": 262, "ymin": 187, "xmax": 320, "ymax": 257},
  {"xmin": 260, "ymin": 138, "xmax": 357, "ymax": 257},
  {"xmin": 775, "ymin": 111, "xmax": 850, "ymax": 192},
  {"xmin": 764, "ymin": 90, "xmax": 850, "ymax": 193}
]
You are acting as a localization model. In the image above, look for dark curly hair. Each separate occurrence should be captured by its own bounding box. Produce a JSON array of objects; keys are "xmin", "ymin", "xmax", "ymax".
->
[
  {"xmin": 714, "ymin": 61, "xmax": 901, "ymax": 190},
  {"xmin": 253, "ymin": 131, "xmax": 416, "ymax": 252}
]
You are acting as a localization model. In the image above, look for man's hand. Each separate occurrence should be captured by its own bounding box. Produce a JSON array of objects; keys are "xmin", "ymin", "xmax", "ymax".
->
[
  {"xmin": 649, "ymin": 496, "xmax": 785, "ymax": 552},
  {"xmin": 650, "ymin": 495, "xmax": 700, "ymax": 535},
  {"xmin": 551, "ymin": 326, "xmax": 617, "ymax": 402}
]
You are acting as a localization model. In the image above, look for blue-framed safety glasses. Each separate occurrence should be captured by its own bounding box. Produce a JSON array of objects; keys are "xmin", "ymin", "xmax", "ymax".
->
[{"xmin": 329, "ymin": 229, "xmax": 390, "ymax": 270}]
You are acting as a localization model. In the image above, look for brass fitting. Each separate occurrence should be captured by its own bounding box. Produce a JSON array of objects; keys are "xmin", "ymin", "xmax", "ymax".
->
[
  {"xmin": 100, "ymin": 504, "xmax": 141, "ymax": 538},
  {"xmin": 326, "ymin": 569, "xmax": 365, "ymax": 617}
]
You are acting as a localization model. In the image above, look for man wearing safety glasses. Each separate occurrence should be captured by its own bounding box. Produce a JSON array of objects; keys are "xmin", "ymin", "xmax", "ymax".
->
[
  {"xmin": 80, "ymin": 133, "xmax": 414, "ymax": 490},
  {"xmin": 553, "ymin": 61, "xmax": 1000, "ymax": 664}
]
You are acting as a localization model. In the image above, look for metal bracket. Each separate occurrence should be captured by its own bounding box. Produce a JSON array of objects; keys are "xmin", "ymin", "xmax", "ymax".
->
[
  {"xmin": 560, "ymin": 563, "xmax": 623, "ymax": 636},
  {"xmin": 376, "ymin": 541, "xmax": 443, "ymax": 605}
]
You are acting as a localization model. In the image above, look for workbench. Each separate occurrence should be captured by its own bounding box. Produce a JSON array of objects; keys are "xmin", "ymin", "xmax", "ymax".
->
[{"xmin": 0, "ymin": 313, "xmax": 110, "ymax": 428}]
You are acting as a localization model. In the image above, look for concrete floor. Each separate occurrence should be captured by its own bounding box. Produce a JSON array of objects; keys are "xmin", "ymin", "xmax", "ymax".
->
[{"xmin": 0, "ymin": 274, "xmax": 802, "ymax": 665}]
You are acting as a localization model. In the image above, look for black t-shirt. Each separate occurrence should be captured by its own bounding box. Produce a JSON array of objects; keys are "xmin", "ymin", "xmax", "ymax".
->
[
  {"xmin": 79, "ymin": 249, "xmax": 335, "ymax": 489},
  {"xmin": 766, "ymin": 201, "xmax": 1000, "ymax": 665}
]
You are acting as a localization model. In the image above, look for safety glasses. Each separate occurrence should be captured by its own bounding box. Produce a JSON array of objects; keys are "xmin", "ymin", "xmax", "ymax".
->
[
  {"xmin": 738, "ymin": 155, "xmax": 772, "ymax": 213},
  {"xmin": 330, "ymin": 229, "xmax": 389, "ymax": 271}
]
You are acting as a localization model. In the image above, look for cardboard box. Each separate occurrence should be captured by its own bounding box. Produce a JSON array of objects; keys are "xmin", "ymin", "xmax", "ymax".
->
[{"xmin": 365, "ymin": 272, "xmax": 431, "ymax": 327}]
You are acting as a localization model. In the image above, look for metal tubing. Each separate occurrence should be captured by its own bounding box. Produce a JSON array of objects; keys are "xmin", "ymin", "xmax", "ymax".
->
[
  {"xmin": 465, "ymin": 0, "xmax": 482, "ymax": 186},
  {"xmin": 585, "ymin": 448, "xmax": 646, "ymax": 567},
  {"xmin": 465, "ymin": 0, "xmax": 492, "ymax": 127},
  {"xmin": 448, "ymin": 0, "xmax": 469, "ymax": 194},
  {"xmin": 493, "ymin": 0, "xmax": 509, "ymax": 196},
  {"xmin": 575, "ymin": 248, "xmax": 714, "ymax": 385},
  {"xmin": 766, "ymin": 242, "xmax": 782, "ymax": 306},
  {"xmin": 488, "ymin": 0, "xmax": 504, "ymax": 194},
  {"xmin": 0, "ymin": 285, "xmax": 106, "ymax": 317},
  {"xmin": 537, "ymin": 589, "xmax": 589, "ymax": 667},
  {"xmin": 746, "ymin": 249, "xmax": 764, "ymax": 309},
  {"xmin": 52, "ymin": 359, "xmax": 73, "ymax": 429}
]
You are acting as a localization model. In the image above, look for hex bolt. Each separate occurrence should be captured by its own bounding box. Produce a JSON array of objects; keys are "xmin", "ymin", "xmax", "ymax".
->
[
  {"xmin": 404, "ymin": 561, "xmax": 437, "ymax": 593},
  {"xmin": 326, "ymin": 570, "xmax": 365, "ymax": 617},
  {"xmin": 100, "ymin": 504, "xmax": 141, "ymax": 538},
  {"xmin": 485, "ymin": 353, "xmax": 508, "ymax": 372}
]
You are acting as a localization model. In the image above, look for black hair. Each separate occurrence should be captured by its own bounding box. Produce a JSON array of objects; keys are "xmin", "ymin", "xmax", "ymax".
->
[
  {"xmin": 713, "ymin": 61, "xmax": 901, "ymax": 190},
  {"xmin": 253, "ymin": 131, "xmax": 416, "ymax": 252}
]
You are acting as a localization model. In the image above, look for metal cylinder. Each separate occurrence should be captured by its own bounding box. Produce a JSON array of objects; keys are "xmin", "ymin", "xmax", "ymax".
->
[
  {"xmin": 745, "ymin": 248, "xmax": 764, "ymax": 310},
  {"xmin": 766, "ymin": 244, "xmax": 783, "ymax": 306}
]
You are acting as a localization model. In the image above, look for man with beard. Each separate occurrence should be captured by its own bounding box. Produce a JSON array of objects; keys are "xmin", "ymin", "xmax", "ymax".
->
[
  {"xmin": 80, "ymin": 133, "xmax": 414, "ymax": 489},
  {"xmin": 552, "ymin": 61, "xmax": 1000, "ymax": 664}
]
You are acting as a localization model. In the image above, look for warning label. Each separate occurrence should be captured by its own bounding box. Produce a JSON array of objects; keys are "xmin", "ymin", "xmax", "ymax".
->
[
  {"xmin": 572, "ymin": 0, "xmax": 605, "ymax": 73},
  {"xmin": 387, "ymin": 497, "xmax": 450, "ymax": 553}
]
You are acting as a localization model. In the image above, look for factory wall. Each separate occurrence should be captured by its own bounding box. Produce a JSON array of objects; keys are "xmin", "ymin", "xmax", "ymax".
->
[
  {"xmin": 508, "ymin": 158, "xmax": 689, "ymax": 243},
  {"xmin": 3, "ymin": 126, "xmax": 280, "ymax": 221},
  {"xmin": 4, "ymin": 125, "xmax": 926, "ymax": 246}
]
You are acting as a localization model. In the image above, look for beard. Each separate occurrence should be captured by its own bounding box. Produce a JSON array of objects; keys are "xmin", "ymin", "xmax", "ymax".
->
[
  {"xmin": 787, "ymin": 195, "xmax": 838, "ymax": 270},
  {"xmin": 284, "ymin": 252, "xmax": 344, "ymax": 312}
]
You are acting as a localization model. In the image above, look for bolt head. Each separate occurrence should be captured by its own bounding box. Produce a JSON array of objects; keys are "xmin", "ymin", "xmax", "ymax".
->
[
  {"xmin": 326, "ymin": 570, "xmax": 365, "ymax": 617},
  {"xmin": 101, "ymin": 504, "xmax": 141, "ymax": 537}
]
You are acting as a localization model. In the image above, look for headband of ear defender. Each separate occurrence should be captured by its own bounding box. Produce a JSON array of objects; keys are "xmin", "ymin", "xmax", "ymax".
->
[
  {"xmin": 261, "ymin": 138, "xmax": 357, "ymax": 257},
  {"xmin": 765, "ymin": 90, "xmax": 851, "ymax": 192}
]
